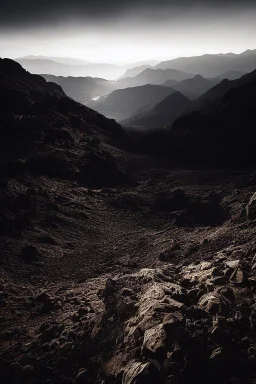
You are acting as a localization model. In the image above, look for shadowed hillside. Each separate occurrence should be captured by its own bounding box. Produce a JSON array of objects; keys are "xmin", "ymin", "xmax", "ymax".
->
[
  {"xmin": 90, "ymin": 84, "xmax": 177, "ymax": 121},
  {"xmin": 142, "ymin": 68, "xmax": 256, "ymax": 165},
  {"xmin": 123, "ymin": 91, "xmax": 191, "ymax": 129}
]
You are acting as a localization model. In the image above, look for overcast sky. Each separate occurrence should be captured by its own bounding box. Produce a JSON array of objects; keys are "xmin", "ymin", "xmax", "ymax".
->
[{"xmin": 1, "ymin": 0, "xmax": 256, "ymax": 63}]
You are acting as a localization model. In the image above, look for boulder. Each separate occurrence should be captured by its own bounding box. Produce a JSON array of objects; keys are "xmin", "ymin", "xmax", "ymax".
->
[
  {"xmin": 246, "ymin": 192, "xmax": 256, "ymax": 219},
  {"xmin": 122, "ymin": 361, "xmax": 160, "ymax": 384},
  {"xmin": 142, "ymin": 324, "xmax": 167, "ymax": 358}
]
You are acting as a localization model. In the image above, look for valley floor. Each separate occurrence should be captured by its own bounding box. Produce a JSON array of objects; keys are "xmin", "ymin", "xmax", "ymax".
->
[{"xmin": 1, "ymin": 155, "xmax": 256, "ymax": 383}]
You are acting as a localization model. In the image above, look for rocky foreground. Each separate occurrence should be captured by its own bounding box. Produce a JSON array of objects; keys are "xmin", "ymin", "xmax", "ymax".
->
[{"xmin": 1, "ymin": 189, "xmax": 256, "ymax": 384}]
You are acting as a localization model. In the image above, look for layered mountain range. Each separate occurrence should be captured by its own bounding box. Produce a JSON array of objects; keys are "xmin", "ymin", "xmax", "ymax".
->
[{"xmin": 143, "ymin": 68, "xmax": 256, "ymax": 165}]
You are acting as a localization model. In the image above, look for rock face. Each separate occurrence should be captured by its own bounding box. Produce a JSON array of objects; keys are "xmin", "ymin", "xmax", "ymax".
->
[
  {"xmin": 91, "ymin": 255, "xmax": 255, "ymax": 384},
  {"xmin": 2, "ymin": 251, "xmax": 255, "ymax": 383}
]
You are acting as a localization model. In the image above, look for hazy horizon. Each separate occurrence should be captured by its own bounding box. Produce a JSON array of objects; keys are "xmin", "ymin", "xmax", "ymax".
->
[
  {"xmin": 1, "ymin": 0, "xmax": 256, "ymax": 65},
  {"xmin": 5, "ymin": 48, "xmax": 256, "ymax": 67}
]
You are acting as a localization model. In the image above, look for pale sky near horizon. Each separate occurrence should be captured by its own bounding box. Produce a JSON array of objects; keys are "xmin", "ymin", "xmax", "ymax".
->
[{"xmin": 1, "ymin": 0, "xmax": 256, "ymax": 64}]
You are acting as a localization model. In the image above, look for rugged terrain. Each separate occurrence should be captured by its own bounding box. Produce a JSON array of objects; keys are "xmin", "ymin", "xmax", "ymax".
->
[{"xmin": 1, "ymin": 59, "xmax": 256, "ymax": 384}]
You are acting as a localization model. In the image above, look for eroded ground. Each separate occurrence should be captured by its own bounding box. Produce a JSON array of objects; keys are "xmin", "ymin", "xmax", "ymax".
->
[{"xmin": 1, "ymin": 156, "xmax": 256, "ymax": 383}]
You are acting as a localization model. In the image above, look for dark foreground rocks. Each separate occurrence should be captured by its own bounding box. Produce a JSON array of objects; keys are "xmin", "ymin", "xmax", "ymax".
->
[{"xmin": 1, "ymin": 247, "xmax": 256, "ymax": 384}]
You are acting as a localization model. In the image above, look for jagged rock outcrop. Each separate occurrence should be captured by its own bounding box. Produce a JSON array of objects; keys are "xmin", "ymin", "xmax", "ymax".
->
[{"xmin": 2, "ymin": 247, "xmax": 256, "ymax": 383}]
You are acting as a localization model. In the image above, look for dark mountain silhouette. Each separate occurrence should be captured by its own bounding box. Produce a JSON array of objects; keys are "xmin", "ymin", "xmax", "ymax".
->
[
  {"xmin": 115, "ymin": 68, "xmax": 190, "ymax": 89},
  {"xmin": 90, "ymin": 84, "xmax": 176, "ymax": 121},
  {"xmin": 143, "ymin": 68, "xmax": 256, "ymax": 165},
  {"xmin": 155, "ymin": 49, "xmax": 256, "ymax": 77},
  {"xmin": 190, "ymin": 68, "xmax": 256, "ymax": 112},
  {"xmin": 164, "ymin": 74, "xmax": 220, "ymax": 100},
  {"xmin": 123, "ymin": 91, "xmax": 191, "ymax": 129},
  {"xmin": 41, "ymin": 74, "xmax": 115, "ymax": 105},
  {"xmin": 0, "ymin": 58, "xmax": 130, "ymax": 187}
]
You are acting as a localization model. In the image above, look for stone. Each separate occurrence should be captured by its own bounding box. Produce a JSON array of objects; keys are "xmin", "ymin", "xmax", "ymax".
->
[
  {"xmin": 226, "ymin": 260, "xmax": 240, "ymax": 269},
  {"xmin": 211, "ymin": 326, "xmax": 232, "ymax": 346},
  {"xmin": 198, "ymin": 292, "xmax": 221, "ymax": 314},
  {"xmin": 212, "ymin": 276, "xmax": 228, "ymax": 285},
  {"xmin": 122, "ymin": 361, "xmax": 151, "ymax": 384},
  {"xmin": 218, "ymin": 287, "xmax": 235, "ymax": 301},
  {"xmin": 75, "ymin": 369, "xmax": 89, "ymax": 383},
  {"xmin": 246, "ymin": 192, "xmax": 256, "ymax": 219},
  {"xmin": 188, "ymin": 288, "xmax": 202, "ymax": 301},
  {"xmin": 230, "ymin": 268, "xmax": 246, "ymax": 285},
  {"xmin": 142, "ymin": 324, "xmax": 167, "ymax": 358},
  {"xmin": 249, "ymin": 308, "xmax": 256, "ymax": 330}
]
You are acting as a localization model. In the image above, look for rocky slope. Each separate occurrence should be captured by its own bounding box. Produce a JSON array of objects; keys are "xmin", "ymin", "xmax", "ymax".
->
[{"xmin": 1, "ymin": 162, "xmax": 256, "ymax": 383}]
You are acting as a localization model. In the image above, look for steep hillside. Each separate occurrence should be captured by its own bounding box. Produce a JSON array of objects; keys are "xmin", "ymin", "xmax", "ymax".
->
[
  {"xmin": 167, "ymin": 75, "xmax": 220, "ymax": 100},
  {"xmin": 90, "ymin": 84, "xmax": 176, "ymax": 121},
  {"xmin": 191, "ymin": 68, "xmax": 256, "ymax": 112},
  {"xmin": 0, "ymin": 58, "xmax": 130, "ymax": 188},
  {"xmin": 41, "ymin": 74, "xmax": 115, "ymax": 105},
  {"xmin": 143, "ymin": 68, "xmax": 256, "ymax": 165},
  {"xmin": 123, "ymin": 91, "xmax": 191, "ymax": 129}
]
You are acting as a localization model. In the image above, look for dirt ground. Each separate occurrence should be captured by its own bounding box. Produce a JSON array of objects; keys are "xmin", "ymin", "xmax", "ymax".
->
[{"xmin": 1, "ymin": 153, "xmax": 256, "ymax": 383}]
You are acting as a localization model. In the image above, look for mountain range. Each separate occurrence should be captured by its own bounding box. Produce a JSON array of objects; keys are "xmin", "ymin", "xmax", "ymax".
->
[
  {"xmin": 119, "ymin": 50, "xmax": 256, "ymax": 79},
  {"xmin": 115, "ymin": 68, "xmax": 191, "ymax": 89},
  {"xmin": 41, "ymin": 74, "xmax": 116, "ymax": 104},
  {"xmin": 89, "ymin": 84, "xmax": 176, "ymax": 121},
  {"xmin": 123, "ymin": 91, "xmax": 191, "ymax": 129},
  {"xmin": 15, "ymin": 56, "xmax": 158, "ymax": 80},
  {"xmin": 165, "ymin": 74, "xmax": 220, "ymax": 100},
  {"xmin": 144, "ymin": 67, "xmax": 256, "ymax": 165},
  {"xmin": 155, "ymin": 49, "xmax": 256, "ymax": 77}
]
